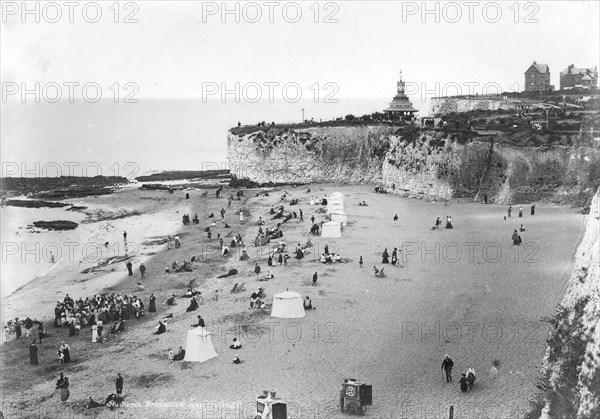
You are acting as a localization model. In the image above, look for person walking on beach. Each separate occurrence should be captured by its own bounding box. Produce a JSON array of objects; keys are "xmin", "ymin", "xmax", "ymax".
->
[
  {"xmin": 140, "ymin": 263, "xmax": 146, "ymax": 279},
  {"xmin": 442, "ymin": 354, "xmax": 454, "ymax": 382},
  {"xmin": 531, "ymin": 204, "xmax": 536, "ymax": 215},
  {"xmin": 312, "ymin": 272, "xmax": 318, "ymax": 286},
  {"xmin": 221, "ymin": 208, "xmax": 226, "ymax": 222},
  {"xmin": 15, "ymin": 318, "xmax": 21, "ymax": 339},
  {"xmin": 519, "ymin": 207, "xmax": 523, "ymax": 217},
  {"xmin": 126, "ymin": 261, "xmax": 133, "ymax": 276},
  {"xmin": 508, "ymin": 206, "xmax": 512, "ymax": 218},
  {"xmin": 29, "ymin": 340, "xmax": 38, "ymax": 365},
  {"xmin": 254, "ymin": 263, "xmax": 261, "ymax": 279},
  {"xmin": 115, "ymin": 373, "xmax": 124, "ymax": 396},
  {"xmin": 167, "ymin": 236, "xmax": 172, "ymax": 249},
  {"xmin": 123, "ymin": 230, "xmax": 127, "ymax": 246},
  {"xmin": 393, "ymin": 214, "xmax": 399, "ymax": 226},
  {"xmin": 359, "ymin": 256, "xmax": 363, "ymax": 268},
  {"xmin": 299, "ymin": 209, "xmax": 303, "ymax": 221},
  {"xmin": 149, "ymin": 294, "xmax": 156, "ymax": 312},
  {"xmin": 311, "ymin": 215, "xmax": 315, "ymax": 224}
]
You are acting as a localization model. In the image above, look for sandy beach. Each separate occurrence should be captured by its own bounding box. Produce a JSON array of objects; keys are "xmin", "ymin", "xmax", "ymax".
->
[{"xmin": 0, "ymin": 183, "xmax": 586, "ymax": 418}]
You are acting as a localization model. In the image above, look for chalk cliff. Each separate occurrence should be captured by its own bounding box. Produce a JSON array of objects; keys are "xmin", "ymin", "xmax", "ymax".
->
[{"xmin": 227, "ymin": 125, "xmax": 599, "ymax": 206}]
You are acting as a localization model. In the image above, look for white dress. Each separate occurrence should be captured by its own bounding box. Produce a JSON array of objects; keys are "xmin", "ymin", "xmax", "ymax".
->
[{"xmin": 91, "ymin": 325, "xmax": 98, "ymax": 343}]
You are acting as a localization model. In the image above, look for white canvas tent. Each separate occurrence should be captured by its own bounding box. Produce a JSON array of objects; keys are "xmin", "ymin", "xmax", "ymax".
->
[
  {"xmin": 330, "ymin": 211, "xmax": 347, "ymax": 226},
  {"xmin": 321, "ymin": 221, "xmax": 341, "ymax": 238},
  {"xmin": 327, "ymin": 204, "xmax": 345, "ymax": 214},
  {"xmin": 184, "ymin": 327, "xmax": 218, "ymax": 363},
  {"xmin": 271, "ymin": 291, "xmax": 305, "ymax": 318},
  {"xmin": 328, "ymin": 192, "xmax": 344, "ymax": 206}
]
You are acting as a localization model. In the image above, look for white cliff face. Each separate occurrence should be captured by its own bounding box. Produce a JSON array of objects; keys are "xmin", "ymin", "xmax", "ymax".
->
[
  {"xmin": 228, "ymin": 126, "xmax": 599, "ymax": 205},
  {"xmin": 565, "ymin": 189, "xmax": 599, "ymax": 418}
]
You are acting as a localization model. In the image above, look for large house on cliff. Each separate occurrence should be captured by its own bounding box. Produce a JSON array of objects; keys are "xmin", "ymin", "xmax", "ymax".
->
[
  {"xmin": 524, "ymin": 61, "xmax": 553, "ymax": 92},
  {"xmin": 560, "ymin": 65, "xmax": 598, "ymax": 90}
]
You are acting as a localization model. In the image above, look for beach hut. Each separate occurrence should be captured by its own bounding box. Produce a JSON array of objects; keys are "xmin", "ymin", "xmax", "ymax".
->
[
  {"xmin": 327, "ymin": 204, "xmax": 345, "ymax": 215},
  {"xmin": 184, "ymin": 327, "xmax": 218, "ymax": 363},
  {"xmin": 328, "ymin": 192, "xmax": 344, "ymax": 206},
  {"xmin": 330, "ymin": 211, "xmax": 347, "ymax": 226},
  {"xmin": 321, "ymin": 221, "xmax": 341, "ymax": 238},
  {"xmin": 271, "ymin": 291, "xmax": 305, "ymax": 319}
]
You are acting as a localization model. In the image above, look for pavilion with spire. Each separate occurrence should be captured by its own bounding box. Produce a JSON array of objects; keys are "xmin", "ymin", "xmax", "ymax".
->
[{"xmin": 384, "ymin": 70, "xmax": 418, "ymax": 117}]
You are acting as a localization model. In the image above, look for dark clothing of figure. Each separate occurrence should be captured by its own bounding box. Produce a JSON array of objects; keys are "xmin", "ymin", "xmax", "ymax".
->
[
  {"xmin": 29, "ymin": 343, "xmax": 39, "ymax": 365},
  {"xmin": 126, "ymin": 262, "xmax": 133, "ymax": 276},
  {"xmin": 531, "ymin": 205, "xmax": 535, "ymax": 215},
  {"xmin": 382, "ymin": 249, "xmax": 389, "ymax": 264},
  {"xmin": 15, "ymin": 323, "xmax": 22, "ymax": 339},
  {"xmin": 154, "ymin": 322, "xmax": 166, "ymax": 335},
  {"xmin": 149, "ymin": 296, "xmax": 156, "ymax": 312},
  {"xmin": 116, "ymin": 376, "xmax": 124, "ymax": 395},
  {"xmin": 192, "ymin": 317, "xmax": 205, "ymax": 328},
  {"xmin": 312, "ymin": 273, "xmax": 318, "ymax": 286},
  {"xmin": 442, "ymin": 357, "xmax": 454, "ymax": 382},
  {"xmin": 459, "ymin": 376, "xmax": 469, "ymax": 392}
]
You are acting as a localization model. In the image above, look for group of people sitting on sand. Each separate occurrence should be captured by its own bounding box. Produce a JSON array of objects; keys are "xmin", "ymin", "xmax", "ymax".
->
[
  {"xmin": 166, "ymin": 259, "xmax": 195, "ymax": 273},
  {"xmin": 51, "ymin": 293, "xmax": 150, "ymax": 343},
  {"xmin": 295, "ymin": 239, "xmax": 312, "ymax": 259},
  {"xmin": 249, "ymin": 288, "xmax": 267, "ymax": 309},
  {"xmin": 168, "ymin": 346, "xmax": 186, "ymax": 361}
]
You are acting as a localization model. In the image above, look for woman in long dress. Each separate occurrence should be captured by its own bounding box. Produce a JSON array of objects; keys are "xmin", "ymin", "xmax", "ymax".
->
[
  {"xmin": 91, "ymin": 324, "xmax": 98, "ymax": 343},
  {"xmin": 148, "ymin": 294, "xmax": 156, "ymax": 313},
  {"xmin": 60, "ymin": 342, "xmax": 71, "ymax": 363},
  {"xmin": 382, "ymin": 248, "xmax": 389, "ymax": 264},
  {"xmin": 60, "ymin": 377, "xmax": 70, "ymax": 402},
  {"xmin": 29, "ymin": 341, "xmax": 39, "ymax": 365}
]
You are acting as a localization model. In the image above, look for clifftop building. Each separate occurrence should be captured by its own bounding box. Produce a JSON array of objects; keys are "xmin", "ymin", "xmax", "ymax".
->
[
  {"xmin": 524, "ymin": 61, "xmax": 553, "ymax": 92},
  {"xmin": 384, "ymin": 71, "xmax": 417, "ymax": 117},
  {"xmin": 560, "ymin": 65, "xmax": 598, "ymax": 89}
]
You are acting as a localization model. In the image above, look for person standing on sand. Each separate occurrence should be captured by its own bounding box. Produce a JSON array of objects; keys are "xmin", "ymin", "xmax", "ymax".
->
[
  {"xmin": 519, "ymin": 207, "xmax": 523, "ymax": 217},
  {"xmin": 531, "ymin": 204, "xmax": 536, "ymax": 215},
  {"xmin": 123, "ymin": 230, "xmax": 127, "ymax": 246},
  {"xmin": 126, "ymin": 261, "xmax": 133, "ymax": 276},
  {"xmin": 508, "ymin": 206, "xmax": 512, "ymax": 218},
  {"xmin": 359, "ymin": 256, "xmax": 363, "ymax": 268},
  {"xmin": 393, "ymin": 214, "xmax": 399, "ymax": 226},
  {"xmin": 148, "ymin": 294, "xmax": 156, "ymax": 313},
  {"xmin": 299, "ymin": 209, "xmax": 303, "ymax": 221},
  {"xmin": 312, "ymin": 272, "xmax": 318, "ymax": 286},
  {"xmin": 115, "ymin": 373, "xmax": 124, "ymax": 396},
  {"xmin": 29, "ymin": 340, "xmax": 38, "ymax": 365},
  {"xmin": 167, "ymin": 236, "xmax": 172, "ymax": 249},
  {"xmin": 254, "ymin": 263, "xmax": 261, "ymax": 278},
  {"xmin": 140, "ymin": 263, "xmax": 146, "ymax": 279},
  {"xmin": 15, "ymin": 318, "xmax": 21, "ymax": 339},
  {"xmin": 311, "ymin": 215, "xmax": 315, "ymax": 224},
  {"xmin": 442, "ymin": 354, "xmax": 454, "ymax": 382}
]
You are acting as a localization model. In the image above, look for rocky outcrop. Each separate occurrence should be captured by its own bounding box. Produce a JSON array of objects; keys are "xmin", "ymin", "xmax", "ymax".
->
[
  {"xmin": 537, "ymin": 188, "xmax": 600, "ymax": 418},
  {"xmin": 227, "ymin": 125, "xmax": 600, "ymax": 206},
  {"xmin": 228, "ymin": 126, "xmax": 392, "ymax": 184}
]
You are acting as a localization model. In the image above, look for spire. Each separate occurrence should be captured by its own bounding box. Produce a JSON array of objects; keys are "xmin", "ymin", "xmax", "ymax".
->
[{"xmin": 397, "ymin": 70, "xmax": 405, "ymax": 94}]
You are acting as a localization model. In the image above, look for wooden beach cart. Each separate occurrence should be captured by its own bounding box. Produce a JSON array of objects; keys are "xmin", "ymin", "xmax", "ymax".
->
[{"xmin": 339, "ymin": 380, "xmax": 372, "ymax": 416}]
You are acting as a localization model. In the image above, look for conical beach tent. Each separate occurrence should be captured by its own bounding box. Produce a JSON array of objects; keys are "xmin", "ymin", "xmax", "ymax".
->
[
  {"xmin": 330, "ymin": 211, "xmax": 347, "ymax": 226},
  {"xmin": 184, "ymin": 327, "xmax": 218, "ymax": 363},
  {"xmin": 321, "ymin": 221, "xmax": 341, "ymax": 238},
  {"xmin": 271, "ymin": 291, "xmax": 305, "ymax": 318}
]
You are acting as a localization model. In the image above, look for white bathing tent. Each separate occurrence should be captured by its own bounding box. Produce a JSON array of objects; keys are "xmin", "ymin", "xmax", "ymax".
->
[
  {"xmin": 184, "ymin": 327, "xmax": 218, "ymax": 363},
  {"xmin": 330, "ymin": 211, "xmax": 347, "ymax": 226},
  {"xmin": 271, "ymin": 291, "xmax": 305, "ymax": 318},
  {"xmin": 328, "ymin": 192, "xmax": 344, "ymax": 206},
  {"xmin": 327, "ymin": 204, "xmax": 345, "ymax": 215},
  {"xmin": 321, "ymin": 221, "xmax": 342, "ymax": 238}
]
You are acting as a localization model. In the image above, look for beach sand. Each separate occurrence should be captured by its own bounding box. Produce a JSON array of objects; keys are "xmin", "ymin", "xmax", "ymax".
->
[{"xmin": 0, "ymin": 183, "xmax": 585, "ymax": 418}]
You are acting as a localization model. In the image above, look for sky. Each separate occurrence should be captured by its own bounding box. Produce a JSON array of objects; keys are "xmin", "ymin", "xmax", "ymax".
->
[{"xmin": 1, "ymin": 1, "xmax": 599, "ymax": 175}]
